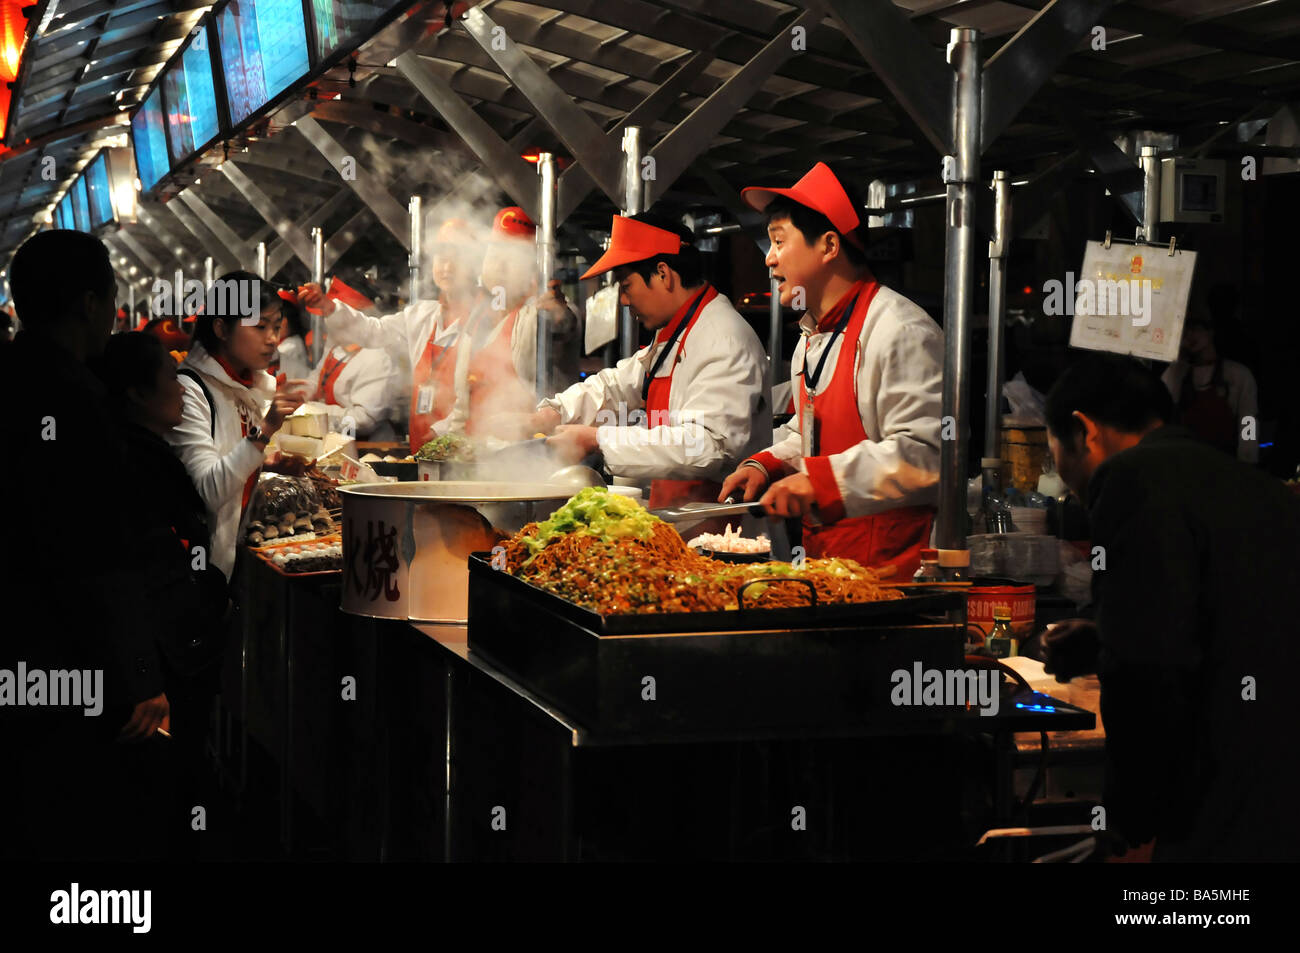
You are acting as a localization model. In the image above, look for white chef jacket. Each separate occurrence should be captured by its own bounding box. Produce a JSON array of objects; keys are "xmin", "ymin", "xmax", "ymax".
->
[
  {"xmin": 167, "ymin": 341, "xmax": 275, "ymax": 579},
  {"xmin": 440, "ymin": 297, "xmax": 540, "ymax": 435},
  {"xmin": 311, "ymin": 344, "xmax": 395, "ymax": 439},
  {"xmin": 750, "ymin": 283, "xmax": 944, "ymax": 517},
  {"xmin": 539, "ymin": 289, "xmax": 770, "ymax": 482},
  {"xmin": 325, "ymin": 298, "xmax": 463, "ymax": 426},
  {"xmin": 1161, "ymin": 358, "xmax": 1260, "ymax": 463}
]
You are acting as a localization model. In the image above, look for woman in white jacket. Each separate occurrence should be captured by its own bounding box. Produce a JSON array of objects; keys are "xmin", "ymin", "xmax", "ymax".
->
[{"xmin": 167, "ymin": 273, "xmax": 307, "ymax": 578}]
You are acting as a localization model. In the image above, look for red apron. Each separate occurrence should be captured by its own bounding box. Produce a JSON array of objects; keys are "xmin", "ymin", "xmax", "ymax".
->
[
  {"xmin": 465, "ymin": 309, "xmax": 535, "ymax": 436},
  {"xmin": 645, "ymin": 286, "xmax": 720, "ymax": 510},
  {"xmin": 799, "ymin": 280, "xmax": 934, "ymax": 577},
  {"xmin": 314, "ymin": 344, "xmax": 361, "ymax": 406},
  {"xmin": 409, "ymin": 325, "xmax": 462, "ymax": 455},
  {"xmin": 1179, "ymin": 362, "xmax": 1237, "ymax": 456}
]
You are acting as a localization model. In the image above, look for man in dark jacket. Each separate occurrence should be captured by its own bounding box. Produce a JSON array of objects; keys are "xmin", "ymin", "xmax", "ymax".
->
[
  {"xmin": 1043, "ymin": 353, "xmax": 1300, "ymax": 861},
  {"xmin": 0, "ymin": 231, "xmax": 170, "ymax": 859}
]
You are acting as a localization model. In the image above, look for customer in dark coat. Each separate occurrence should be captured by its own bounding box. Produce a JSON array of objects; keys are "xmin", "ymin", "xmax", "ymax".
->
[
  {"xmin": 100, "ymin": 331, "xmax": 232, "ymax": 857},
  {"xmin": 0, "ymin": 231, "xmax": 170, "ymax": 859},
  {"xmin": 1043, "ymin": 353, "xmax": 1300, "ymax": 861}
]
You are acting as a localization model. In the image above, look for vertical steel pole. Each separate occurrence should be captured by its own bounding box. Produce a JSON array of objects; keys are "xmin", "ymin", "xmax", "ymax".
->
[
  {"xmin": 767, "ymin": 275, "xmax": 781, "ymax": 395},
  {"xmin": 310, "ymin": 227, "xmax": 325, "ymax": 365},
  {"xmin": 983, "ymin": 170, "xmax": 1011, "ymax": 500},
  {"xmin": 204, "ymin": 256, "xmax": 214, "ymax": 289},
  {"xmin": 256, "ymin": 241, "xmax": 267, "ymax": 280},
  {"xmin": 619, "ymin": 126, "xmax": 644, "ymax": 360},
  {"xmin": 937, "ymin": 27, "xmax": 981, "ymax": 555},
  {"xmin": 1139, "ymin": 145, "xmax": 1159, "ymax": 243},
  {"xmin": 536, "ymin": 153, "xmax": 558, "ymax": 399},
  {"xmin": 408, "ymin": 195, "xmax": 422, "ymax": 303}
]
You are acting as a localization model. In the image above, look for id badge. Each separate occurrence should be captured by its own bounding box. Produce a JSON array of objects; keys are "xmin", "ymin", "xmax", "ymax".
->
[
  {"xmin": 800, "ymin": 387, "xmax": 817, "ymax": 458},
  {"xmin": 416, "ymin": 384, "xmax": 434, "ymax": 415}
]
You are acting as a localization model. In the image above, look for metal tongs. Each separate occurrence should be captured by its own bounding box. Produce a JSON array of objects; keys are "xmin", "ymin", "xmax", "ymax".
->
[{"xmin": 649, "ymin": 497, "xmax": 767, "ymax": 524}]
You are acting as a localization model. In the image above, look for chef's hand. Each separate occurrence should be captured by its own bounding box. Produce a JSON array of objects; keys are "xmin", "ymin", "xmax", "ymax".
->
[
  {"xmin": 530, "ymin": 406, "xmax": 562, "ymax": 435},
  {"xmin": 760, "ymin": 473, "xmax": 817, "ymax": 518},
  {"xmin": 1042, "ymin": 619, "xmax": 1101, "ymax": 682},
  {"xmin": 118, "ymin": 693, "xmax": 169, "ymax": 743},
  {"xmin": 264, "ymin": 390, "xmax": 305, "ymax": 436},
  {"xmin": 547, "ymin": 424, "xmax": 600, "ymax": 463},
  {"xmin": 297, "ymin": 282, "xmax": 336, "ymax": 316},
  {"xmin": 719, "ymin": 464, "xmax": 769, "ymax": 502}
]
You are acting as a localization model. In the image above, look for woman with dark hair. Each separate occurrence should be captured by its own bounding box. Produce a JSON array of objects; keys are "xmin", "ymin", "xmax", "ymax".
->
[
  {"xmin": 166, "ymin": 271, "xmax": 307, "ymax": 578},
  {"xmin": 100, "ymin": 331, "xmax": 230, "ymax": 857}
]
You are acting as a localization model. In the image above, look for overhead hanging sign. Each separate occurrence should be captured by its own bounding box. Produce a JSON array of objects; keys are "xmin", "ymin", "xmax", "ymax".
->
[{"xmin": 1065, "ymin": 239, "xmax": 1197, "ymax": 364}]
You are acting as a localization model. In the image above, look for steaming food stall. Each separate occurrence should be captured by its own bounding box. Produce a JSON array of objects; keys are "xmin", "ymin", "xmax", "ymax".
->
[{"xmin": 10, "ymin": 0, "xmax": 1300, "ymax": 871}]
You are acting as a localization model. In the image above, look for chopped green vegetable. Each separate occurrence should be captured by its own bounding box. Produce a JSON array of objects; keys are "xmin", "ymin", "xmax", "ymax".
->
[
  {"xmin": 522, "ymin": 486, "xmax": 659, "ymax": 559},
  {"xmin": 415, "ymin": 434, "xmax": 476, "ymax": 462}
]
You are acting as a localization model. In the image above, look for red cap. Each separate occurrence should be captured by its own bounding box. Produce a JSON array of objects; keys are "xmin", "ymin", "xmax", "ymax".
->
[
  {"xmin": 741, "ymin": 162, "xmax": 865, "ymax": 250},
  {"xmin": 327, "ymin": 276, "xmax": 374, "ymax": 312},
  {"xmin": 435, "ymin": 217, "xmax": 477, "ymax": 245},
  {"xmin": 492, "ymin": 206, "xmax": 535, "ymax": 239},
  {"xmin": 580, "ymin": 215, "xmax": 685, "ymax": 281}
]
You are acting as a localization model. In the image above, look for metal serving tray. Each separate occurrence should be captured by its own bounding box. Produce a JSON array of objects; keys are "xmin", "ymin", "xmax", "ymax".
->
[{"xmin": 466, "ymin": 554, "xmax": 966, "ymax": 735}]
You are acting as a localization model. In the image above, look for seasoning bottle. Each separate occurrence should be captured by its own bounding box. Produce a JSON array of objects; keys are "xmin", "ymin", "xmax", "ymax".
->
[
  {"xmin": 912, "ymin": 548, "xmax": 943, "ymax": 583},
  {"xmin": 986, "ymin": 608, "xmax": 1016, "ymax": 659}
]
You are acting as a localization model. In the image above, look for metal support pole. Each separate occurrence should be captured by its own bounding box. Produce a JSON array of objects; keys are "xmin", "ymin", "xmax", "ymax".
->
[
  {"xmin": 619, "ymin": 126, "xmax": 644, "ymax": 360},
  {"xmin": 937, "ymin": 27, "xmax": 981, "ymax": 555},
  {"xmin": 767, "ymin": 275, "xmax": 781, "ymax": 395},
  {"xmin": 204, "ymin": 257, "xmax": 214, "ymax": 289},
  {"xmin": 256, "ymin": 242, "xmax": 267, "ymax": 280},
  {"xmin": 408, "ymin": 195, "xmax": 422, "ymax": 303},
  {"xmin": 128, "ymin": 284, "xmax": 135, "ymax": 324},
  {"xmin": 310, "ymin": 227, "xmax": 325, "ymax": 365},
  {"xmin": 174, "ymin": 267, "xmax": 184, "ymax": 318},
  {"xmin": 1139, "ymin": 145, "xmax": 1159, "ymax": 243},
  {"xmin": 536, "ymin": 153, "xmax": 557, "ymax": 399},
  {"xmin": 983, "ymin": 170, "xmax": 1011, "ymax": 503}
]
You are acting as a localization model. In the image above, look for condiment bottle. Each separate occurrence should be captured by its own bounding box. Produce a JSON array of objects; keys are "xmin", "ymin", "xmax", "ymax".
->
[
  {"xmin": 912, "ymin": 548, "xmax": 944, "ymax": 583},
  {"xmin": 986, "ymin": 608, "xmax": 1017, "ymax": 659}
]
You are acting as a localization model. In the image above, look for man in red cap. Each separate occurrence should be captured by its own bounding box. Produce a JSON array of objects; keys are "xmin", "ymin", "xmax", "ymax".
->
[
  {"xmin": 531, "ymin": 212, "xmax": 769, "ymax": 511},
  {"xmin": 718, "ymin": 162, "xmax": 945, "ymax": 577},
  {"xmin": 298, "ymin": 217, "xmax": 483, "ymax": 454}
]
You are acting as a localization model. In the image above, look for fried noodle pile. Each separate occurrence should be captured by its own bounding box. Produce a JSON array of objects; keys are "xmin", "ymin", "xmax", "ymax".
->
[{"xmin": 502, "ymin": 488, "xmax": 903, "ymax": 615}]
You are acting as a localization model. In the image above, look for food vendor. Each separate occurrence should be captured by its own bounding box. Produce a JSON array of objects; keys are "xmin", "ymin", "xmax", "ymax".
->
[
  {"xmin": 531, "ymin": 212, "xmax": 769, "ymax": 510},
  {"xmin": 1160, "ymin": 313, "xmax": 1259, "ymax": 463},
  {"xmin": 297, "ymin": 218, "xmax": 483, "ymax": 454},
  {"xmin": 441, "ymin": 207, "xmax": 580, "ymax": 436},
  {"xmin": 718, "ymin": 162, "xmax": 944, "ymax": 577}
]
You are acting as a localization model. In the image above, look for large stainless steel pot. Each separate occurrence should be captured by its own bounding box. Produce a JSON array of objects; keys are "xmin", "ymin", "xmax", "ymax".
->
[{"xmin": 339, "ymin": 481, "xmax": 577, "ymax": 623}]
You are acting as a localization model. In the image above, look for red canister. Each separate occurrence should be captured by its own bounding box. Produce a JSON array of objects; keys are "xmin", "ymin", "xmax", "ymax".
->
[{"xmin": 966, "ymin": 583, "xmax": 1036, "ymax": 648}]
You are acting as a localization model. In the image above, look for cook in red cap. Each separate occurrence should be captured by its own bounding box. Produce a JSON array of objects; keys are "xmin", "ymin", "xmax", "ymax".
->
[
  {"xmin": 718, "ymin": 163, "xmax": 947, "ymax": 579},
  {"xmin": 294, "ymin": 214, "xmax": 485, "ymax": 454},
  {"xmin": 528, "ymin": 212, "xmax": 771, "ymax": 521}
]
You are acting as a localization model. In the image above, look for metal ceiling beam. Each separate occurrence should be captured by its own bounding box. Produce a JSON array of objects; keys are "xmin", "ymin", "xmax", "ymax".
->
[
  {"xmin": 394, "ymin": 51, "xmax": 541, "ymax": 220},
  {"xmin": 115, "ymin": 226, "xmax": 164, "ymax": 274},
  {"xmin": 1046, "ymin": 90, "xmax": 1143, "ymax": 224},
  {"xmin": 981, "ymin": 0, "xmax": 1118, "ymax": 153},
  {"xmin": 159, "ymin": 199, "xmax": 242, "ymax": 273},
  {"xmin": 220, "ymin": 162, "xmax": 317, "ymax": 271},
  {"xmin": 266, "ymin": 188, "xmax": 358, "ymax": 277},
  {"xmin": 292, "ymin": 116, "xmax": 412, "ymax": 251},
  {"xmin": 460, "ymin": 5, "xmax": 625, "ymax": 204},
  {"xmin": 800, "ymin": 0, "xmax": 951, "ymax": 154},
  {"xmin": 135, "ymin": 201, "xmax": 218, "ymax": 271},
  {"xmin": 647, "ymin": 8, "xmax": 820, "ymax": 205},
  {"xmin": 176, "ymin": 189, "xmax": 250, "ymax": 265},
  {"xmin": 558, "ymin": 49, "xmax": 713, "ymax": 221},
  {"xmin": 692, "ymin": 161, "xmax": 769, "ymax": 253}
]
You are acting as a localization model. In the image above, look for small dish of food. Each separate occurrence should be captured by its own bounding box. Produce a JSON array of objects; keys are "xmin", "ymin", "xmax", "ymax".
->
[{"xmin": 688, "ymin": 525, "xmax": 772, "ymax": 563}]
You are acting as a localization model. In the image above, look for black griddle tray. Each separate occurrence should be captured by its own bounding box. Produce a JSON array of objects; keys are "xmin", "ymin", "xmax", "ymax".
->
[{"xmin": 467, "ymin": 553, "xmax": 961, "ymax": 635}]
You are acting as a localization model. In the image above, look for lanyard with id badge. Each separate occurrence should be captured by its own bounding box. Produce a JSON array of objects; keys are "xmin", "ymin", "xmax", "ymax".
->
[{"xmin": 799, "ymin": 287, "xmax": 862, "ymax": 458}]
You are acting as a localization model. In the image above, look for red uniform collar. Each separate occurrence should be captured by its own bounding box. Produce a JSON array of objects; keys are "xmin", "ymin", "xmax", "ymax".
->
[
  {"xmin": 656, "ymin": 285, "xmax": 714, "ymax": 343},
  {"xmin": 214, "ymin": 353, "xmax": 256, "ymax": 387},
  {"xmin": 816, "ymin": 278, "xmax": 872, "ymax": 333}
]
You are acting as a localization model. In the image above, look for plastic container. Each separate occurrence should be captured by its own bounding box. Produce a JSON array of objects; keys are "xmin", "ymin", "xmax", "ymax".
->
[{"xmin": 967, "ymin": 582, "xmax": 1036, "ymax": 647}]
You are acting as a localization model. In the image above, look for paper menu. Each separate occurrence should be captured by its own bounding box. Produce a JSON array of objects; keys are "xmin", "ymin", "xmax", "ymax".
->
[{"xmin": 1067, "ymin": 240, "xmax": 1197, "ymax": 363}]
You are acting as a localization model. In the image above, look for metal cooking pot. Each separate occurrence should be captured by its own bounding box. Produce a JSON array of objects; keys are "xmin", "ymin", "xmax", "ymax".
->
[{"xmin": 339, "ymin": 481, "xmax": 577, "ymax": 623}]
